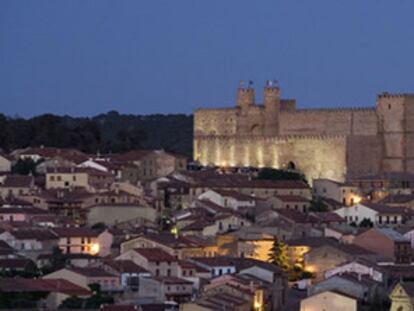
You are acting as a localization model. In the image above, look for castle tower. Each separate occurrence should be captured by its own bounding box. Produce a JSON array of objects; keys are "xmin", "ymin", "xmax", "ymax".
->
[
  {"xmin": 236, "ymin": 81, "xmax": 255, "ymax": 110},
  {"xmin": 377, "ymin": 93, "xmax": 414, "ymax": 173},
  {"xmin": 263, "ymin": 80, "xmax": 281, "ymax": 136}
]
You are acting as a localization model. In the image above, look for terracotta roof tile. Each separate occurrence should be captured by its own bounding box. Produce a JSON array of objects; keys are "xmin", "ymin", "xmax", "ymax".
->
[{"xmin": 133, "ymin": 248, "xmax": 176, "ymax": 262}]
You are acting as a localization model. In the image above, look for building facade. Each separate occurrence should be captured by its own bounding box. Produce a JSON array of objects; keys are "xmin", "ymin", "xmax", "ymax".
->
[{"xmin": 194, "ymin": 81, "xmax": 414, "ymax": 182}]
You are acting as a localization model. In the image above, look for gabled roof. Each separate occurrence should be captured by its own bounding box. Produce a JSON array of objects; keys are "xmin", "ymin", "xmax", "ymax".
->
[
  {"xmin": 103, "ymin": 260, "xmax": 149, "ymax": 274},
  {"xmin": 10, "ymin": 229, "xmax": 58, "ymax": 241},
  {"xmin": 132, "ymin": 248, "xmax": 176, "ymax": 262},
  {"xmin": 210, "ymin": 189, "xmax": 254, "ymax": 201},
  {"xmin": 275, "ymin": 195, "xmax": 309, "ymax": 203},
  {"xmin": 153, "ymin": 276, "xmax": 193, "ymax": 284},
  {"xmin": 379, "ymin": 194, "xmax": 414, "ymax": 204},
  {"xmin": 361, "ymin": 202, "xmax": 408, "ymax": 215},
  {"xmin": 52, "ymin": 227, "xmax": 104, "ymax": 238},
  {"xmin": 190, "ymin": 257, "xmax": 282, "ymax": 273},
  {"xmin": 401, "ymin": 282, "xmax": 414, "ymax": 297},
  {"xmin": 0, "ymin": 175, "xmax": 34, "ymax": 188},
  {"xmin": 0, "ymin": 278, "xmax": 91, "ymax": 296},
  {"xmin": 68, "ymin": 267, "xmax": 117, "ymax": 278},
  {"xmin": 0, "ymin": 258, "xmax": 33, "ymax": 270}
]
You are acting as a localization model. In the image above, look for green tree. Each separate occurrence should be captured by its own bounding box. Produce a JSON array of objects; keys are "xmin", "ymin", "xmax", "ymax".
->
[
  {"xmin": 268, "ymin": 237, "xmax": 290, "ymax": 271},
  {"xmin": 359, "ymin": 218, "xmax": 374, "ymax": 228},
  {"xmin": 256, "ymin": 168, "xmax": 308, "ymax": 184},
  {"xmin": 11, "ymin": 158, "xmax": 37, "ymax": 176},
  {"xmin": 309, "ymin": 198, "xmax": 329, "ymax": 212},
  {"xmin": 42, "ymin": 246, "xmax": 67, "ymax": 274}
]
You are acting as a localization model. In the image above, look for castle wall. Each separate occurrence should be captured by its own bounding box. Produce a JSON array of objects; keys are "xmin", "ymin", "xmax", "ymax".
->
[
  {"xmin": 346, "ymin": 135, "xmax": 382, "ymax": 179},
  {"xmin": 194, "ymin": 108, "xmax": 237, "ymax": 136},
  {"xmin": 194, "ymin": 135, "xmax": 348, "ymax": 182},
  {"xmin": 279, "ymin": 108, "xmax": 378, "ymax": 136}
]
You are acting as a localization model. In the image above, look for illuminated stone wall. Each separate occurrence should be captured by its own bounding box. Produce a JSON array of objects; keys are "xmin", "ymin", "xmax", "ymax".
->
[
  {"xmin": 194, "ymin": 84, "xmax": 414, "ymax": 182},
  {"xmin": 194, "ymin": 134, "xmax": 348, "ymax": 182}
]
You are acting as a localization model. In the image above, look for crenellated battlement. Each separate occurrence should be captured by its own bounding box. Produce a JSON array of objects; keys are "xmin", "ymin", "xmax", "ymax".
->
[
  {"xmin": 294, "ymin": 107, "xmax": 376, "ymax": 113},
  {"xmin": 195, "ymin": 133, "xmax": 347, "ymax": 142},
  {"xmin": 377, "ymin": 92, "xmax": 414, "ymax": 99},
  {"xmin": 194, "ymin": 80, "xmax": 414, "ymax": 181}
]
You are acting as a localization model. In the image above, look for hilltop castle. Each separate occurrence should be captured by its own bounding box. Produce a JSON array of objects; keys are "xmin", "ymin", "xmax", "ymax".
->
[{"xmin": 193, "ymin": 81, "xmax": 414, "ymax": 182}]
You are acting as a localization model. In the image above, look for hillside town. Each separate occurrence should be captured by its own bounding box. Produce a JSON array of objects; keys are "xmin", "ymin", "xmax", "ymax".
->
[{"xmin": 0, "ymin": 147, "xmax": 413, "ymax": 310}]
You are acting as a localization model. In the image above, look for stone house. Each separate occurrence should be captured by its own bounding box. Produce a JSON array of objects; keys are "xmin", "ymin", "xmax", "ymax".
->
[
  {"xmin": 300, "ymin": 290, "xmax": 358, "ymax": 311},
  {"xmin": 0, "ymin": 175, "xmax": 35, "ymax": 197},
  {"xmin": 313, "ymin": 178, "xmax": 360, "ymax": 206},
  {"xmin": 0, "ymin": 153, "xmax": 12, "ymax": 172},
  {"xmin": 115, "ymin": 248, "xmax": 179, "ymax": 277},
  {"xmin": 46, "ymin": 167, "xmax": 115, "ymax": 192},
  {"xmin": 267, "ymin": 195, "xmax": 310, "ymax": 213},
  {"xmin": 120, "ymin": 233, "xmax": 205, "ymax": 260},
  {"xmin": 43, "ymin": 267, "xmax": 120, "ymax": 292},
  {"xmin": 303, "ymin": 242, "xmax": 375, "ymax": 281},
  {"xmin": 87, "ymin": 203, "xmax": 158, "ymax": 226},
  {"xmin": 51, "ymin": 227, "xmax": 113, "ymax": 256},
  {"xmin": 353, "ymin": 227, "xmax": 412, "ymax": 263},
  {"xmin": 0, "ymin": 228, "xmax": 58, "ymax": 260},
  {"xmin": 97, "ymin": 259, "xmax": 151, "ymax": 290},
  {"xmin": 138, "ymin": 276, "xmax": 193, "ymax": 304},
  {"xmin": 308, "ymin": 273, "xmax": 385, "ymax": 305}
]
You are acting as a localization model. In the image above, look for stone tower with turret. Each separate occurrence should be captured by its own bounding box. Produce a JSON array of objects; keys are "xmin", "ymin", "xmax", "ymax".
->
[
  {"xmin": 193, "ymin": 80, "xmax": 414, "ymax": 182},
  {"xmin": 377, "ymin": 93, "xmax": 414, "ymax": 173}
]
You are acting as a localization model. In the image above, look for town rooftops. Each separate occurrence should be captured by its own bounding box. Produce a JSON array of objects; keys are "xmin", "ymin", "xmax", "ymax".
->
[
  {"xmin": 153, "ymin": 276, "xmax": 193, "ymax": 284},
  {"xmin": 134, "ymin": 232, "xmax": 203, "ymax": 249},
  {"xmin": 275, "ymin": 195, "xmax": 309, "ymax": 202},
  {"xmin": 133, "ymin": 248, "xmax": 176, "ymax": 262},
  {"xmin": 210, "ymin": 189, "xmax": 255, "ymax": 201},
  {"xmin": 0, "ymin": 175, "xmax": 34, "ymax": 188},
  {"xmin": 68, "ymin": 266, "xmax": 117, "ymax": 278},
  {"xmin": 51, "ymin": 227, "xmax": 104, "ymax": 238},
  {"xmin": 0, "ymin": 278, "xmax": 91, "ymax": 296},
  {"xmin": 46, "ymin": 166, "xmax": 114, "ymax": 177},
  {"xmin": 379, "ymin": 194, "xmax": 414, "ymax": 204},
  {"xmin": 0, "ymin": 206, "xmax": 47, "ymax": 215},
  {"xmin": 362, "ymin": 202, "xmax": 408, "ymax": 215},
  {"xmin": 376, "ymin": 227, "xmax": 409, "ymax": 242},
  {"xmin": 103, "ymin": 260, "xmax": 149, "ymax": 274},
  {"xmin": 193, "ymin": 178, "xmax": 309, "ymax": 189},
  {"xmin": 10, "ymin": 229, "xmax": 58, "ymax": 241},
  {"xmin": 400, "ymin": 282, "xmax": 414, "ymax": 297},
  {"xmin": 100, "ymin": 306, "xmax": 138, "ymax": 311},
  {"xmin": 189, "ymin": 257, "xmax": 282, "ymax": 273},
  {"xmin": 0, "ymin": 258, "xmax": 34, "ymax": 270}
]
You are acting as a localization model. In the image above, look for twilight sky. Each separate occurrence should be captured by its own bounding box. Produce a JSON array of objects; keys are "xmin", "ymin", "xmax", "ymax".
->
[{"xmin": 1, "ymin": 0, "xmax": 414, "ymax": 117}]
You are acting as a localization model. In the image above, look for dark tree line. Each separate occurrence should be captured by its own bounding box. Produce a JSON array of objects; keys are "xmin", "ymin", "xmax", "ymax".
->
[{"xmin": 0, "ymin": 111, "xmax": 193, "ymax": 156}]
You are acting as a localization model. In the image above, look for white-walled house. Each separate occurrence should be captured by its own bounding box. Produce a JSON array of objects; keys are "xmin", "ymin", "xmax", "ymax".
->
[
  {"xmin": 334, "ymin": 202, "xmax": 407, "ymax": 226},
  {"xmin": 198, "ymin": 189, "xmax": 255, "ymax": 210},
  {"xmin": 324, "ymin": 259, "xmax": 384, "ymax": 282}
]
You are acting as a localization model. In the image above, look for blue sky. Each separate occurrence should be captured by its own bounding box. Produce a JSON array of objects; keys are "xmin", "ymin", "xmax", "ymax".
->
[{"xmin": 1, "ymin": 0, "xmax": 414, "ymax": 117}]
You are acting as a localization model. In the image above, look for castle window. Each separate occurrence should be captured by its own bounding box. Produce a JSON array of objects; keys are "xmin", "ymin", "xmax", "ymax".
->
[{"xmin": 388, "ymin": 104, "xmax": 391, "ymax": 110}]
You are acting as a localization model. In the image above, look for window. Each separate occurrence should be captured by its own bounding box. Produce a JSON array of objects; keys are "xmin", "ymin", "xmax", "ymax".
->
[
  {"xmin": 50, "ymin": 176, "xmax": 55, "ymax": 181},
  {"xmin": 183, "ymin": 270, "xmax": 187, "ymax": 276},
  {"xmin": 57, "ymin": 176, "xmax": 62, "ymax": 181},
  {"xmin": 155, "ymin": 269, "xmax": 160, "ymax": 276},
  {"xmin": 167, "ymin": 269, "xmax": 171, "ymax": 277}
]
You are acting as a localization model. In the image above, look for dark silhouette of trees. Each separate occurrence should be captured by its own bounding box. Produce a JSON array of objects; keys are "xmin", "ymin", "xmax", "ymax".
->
[{"xmin": 0, "ymin": 112, "xmax": 192, "ymax": 156}]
